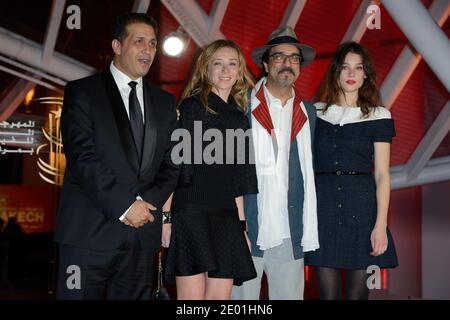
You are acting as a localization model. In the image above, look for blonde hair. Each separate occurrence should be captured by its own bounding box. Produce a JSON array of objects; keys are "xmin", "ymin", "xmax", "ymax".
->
[{"xmin": 181, "ymin": 39, "xmax": 249, "ymax": 113}]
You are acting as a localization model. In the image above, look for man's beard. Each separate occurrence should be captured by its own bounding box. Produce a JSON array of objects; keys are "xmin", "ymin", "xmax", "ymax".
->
[{"xmin": 277, "ymin": 69, "xmax": 296, "ymax": 86}]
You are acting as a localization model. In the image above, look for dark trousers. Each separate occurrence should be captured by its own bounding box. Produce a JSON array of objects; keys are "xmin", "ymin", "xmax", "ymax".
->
[{"xmin": 56, "ymin": 234, "xmax": 154, "ymax": 300}]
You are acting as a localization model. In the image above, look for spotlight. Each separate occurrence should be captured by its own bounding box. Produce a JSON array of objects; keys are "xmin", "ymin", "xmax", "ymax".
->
[
  {"xmin": 162, "ymin": 27, "xmax": 188, "ymax": 57},
  {"xmin": 24, "ymin": 88, "xmax": 35, "ymax": 106}
]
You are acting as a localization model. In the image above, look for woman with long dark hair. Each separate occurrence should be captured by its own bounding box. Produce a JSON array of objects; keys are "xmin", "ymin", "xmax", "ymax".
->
[{"xmin": 305, "ymin": 41, "xmax": 398, "ymax": 300}]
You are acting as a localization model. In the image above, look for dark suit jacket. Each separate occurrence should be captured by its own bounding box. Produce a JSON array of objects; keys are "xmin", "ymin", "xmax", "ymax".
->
[{"xmin": 55, "ymin": 69, "xmax": 179, "ymax": 251}]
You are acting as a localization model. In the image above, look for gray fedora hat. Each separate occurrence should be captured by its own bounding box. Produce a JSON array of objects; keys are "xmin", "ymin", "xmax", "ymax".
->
[{"xmin": 251, "ymin": 26, "xmax": 316, "ymax": 67}]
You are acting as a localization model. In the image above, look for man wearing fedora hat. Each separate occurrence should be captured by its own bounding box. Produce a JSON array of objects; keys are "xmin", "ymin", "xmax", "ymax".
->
[{"xmin": 232, "ymin": 26, "xmax": 319, "ymax": 300}]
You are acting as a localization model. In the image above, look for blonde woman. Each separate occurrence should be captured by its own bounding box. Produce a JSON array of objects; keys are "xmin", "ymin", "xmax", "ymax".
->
[{"xmin": 165, "ymin": 40, "xmax": 258, "ymax": 300}]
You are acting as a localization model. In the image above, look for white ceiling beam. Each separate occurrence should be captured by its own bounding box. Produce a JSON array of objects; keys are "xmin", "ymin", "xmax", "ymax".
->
[
  {"xmin": 0, "ymin": 65, "xmax": 55, "ymax": 90},
  {"xmin": 160, "ymin": 0, "xmax": 254, "ymax": 84},
  {"xmin": 0, "ymin": 27, "xmax": 95, "ymax": 81},
  {"xmin": 132, "ymin": 0, "xmax": 151, "ymax": 13},
  {"xmin": 161, "ymin": 0, "xmax": 217, "ymax": 47},
  {"xmin": 280, "ymin": 0, "xmax": 307, "ymax": 28},
  {"xmin": 404, "ymin": 101, "xmax": 450, "ymax": 180},
  {"xmin": 381, "ymin": 0, "xmax": 450, "ymax": 108},
  {"xmin": 0, "ymin": 54, "xmax": 66, "ymax": 86},
  {"xmin": 382, "ymin": 1, "xmax": 450, "ymax": 188},
  {"xmin": 42, "ymin": 0, "xmax": 66, "ymax": 63},
  {"xmin": 391, "ymin": 156, "xmax": 450, "ymax": 190},
  {"xmin": 381, "ymin": 48, "xmax": 421, "ymax": 109},
  {"xmin": 382, "ymin": 0, "xmax": 450, "ymax": 92},
  {"xmin": 209, "ymin": 0, "xmax": 229, "ymax": 36},
  {"xmin": 0, "ymin": 79, "xmax": 36, "ymax": 122},
  {"xmin": 341, "ymin": 0, "xmax": 378, "ymax": 42}
]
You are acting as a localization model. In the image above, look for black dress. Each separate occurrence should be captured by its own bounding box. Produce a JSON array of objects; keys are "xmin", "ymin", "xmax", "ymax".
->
[
  {"xmin": 165, "ymin": 92, "xmax": 258, "ymax": 285},
  {"xmin": 305, "ymin": 105, "xmax": 398, "ymax": 270}
]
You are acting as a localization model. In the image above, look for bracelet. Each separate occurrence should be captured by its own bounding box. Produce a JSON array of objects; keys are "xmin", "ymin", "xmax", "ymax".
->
[
  {"xmin": 240, "ymin": 220, "xmax": 248, "ymax": 233},
  {"xmin": 162, "ymin": 211, "xmax": 172, "ymax": 224}
]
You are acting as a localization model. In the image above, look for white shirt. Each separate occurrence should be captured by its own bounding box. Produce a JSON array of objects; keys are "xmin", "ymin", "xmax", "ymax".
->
[
  {"xmin": 109, "ymin": 62, "xmax": 145, "ymax": 124},
  {"xmin": 109, "ymin": 62, "xmax": 145, "ymax": 221},
  {"xmin": 261, "ymin": 84, "xmax": 294, "ymax": 239},
  {"xmin": 251, "ymin": 78, "xmax": 319, "ymax": 251}
]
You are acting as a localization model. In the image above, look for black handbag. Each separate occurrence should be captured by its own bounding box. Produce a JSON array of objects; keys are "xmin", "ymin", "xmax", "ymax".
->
[{"xmin": 152, "ymin": 251, "xmax": 171, "ymax": 300}]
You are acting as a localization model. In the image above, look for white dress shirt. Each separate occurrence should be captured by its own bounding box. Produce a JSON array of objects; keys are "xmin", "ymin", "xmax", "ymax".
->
[
  {"xmin": 251, "ymin": 78, "xmax": 319, "ymax": 251},
  {"xmin": 109, "ymin": 62, "xmax": 145, "ymax": 124},
  {"xmin": 261, "ymin": 84, "xmax": 294, "ymax": 240},
  {"xmin": 109, "ymin": 62, "xmax": 145, "ymax": 221}
]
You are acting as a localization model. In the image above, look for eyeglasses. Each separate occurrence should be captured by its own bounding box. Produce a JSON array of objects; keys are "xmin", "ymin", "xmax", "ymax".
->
[{"xmin": 269, "ymin": 52, "xmax": 302, "ymax": 64}]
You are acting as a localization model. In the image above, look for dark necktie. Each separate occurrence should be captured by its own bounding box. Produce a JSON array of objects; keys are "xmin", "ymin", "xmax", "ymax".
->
[{"xmin": 128, "ymin": 81, "xmax": 144, "ymax": 159}]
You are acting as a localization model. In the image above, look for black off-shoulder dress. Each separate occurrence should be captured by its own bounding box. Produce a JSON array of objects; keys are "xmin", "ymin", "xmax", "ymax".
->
[{"xmin": 306, "ymin": 107, "xmax": 398, "ymax": 270}]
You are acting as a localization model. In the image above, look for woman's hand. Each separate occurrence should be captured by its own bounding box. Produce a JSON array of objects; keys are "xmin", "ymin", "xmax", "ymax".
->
[{"xmin": 370, "ymin": 225, "xmax": 388, "ymax": 256}]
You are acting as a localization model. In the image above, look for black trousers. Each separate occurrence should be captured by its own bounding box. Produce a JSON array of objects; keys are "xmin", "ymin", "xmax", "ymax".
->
[{"xmin": 56, "ymin": 234, "xmax": 154, "ymax": 300}]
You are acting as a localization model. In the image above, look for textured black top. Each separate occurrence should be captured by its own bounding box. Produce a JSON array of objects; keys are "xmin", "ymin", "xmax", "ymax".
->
[{"xmin": 173, "ymin": 92, "xmax": 258, "ymax": 209}]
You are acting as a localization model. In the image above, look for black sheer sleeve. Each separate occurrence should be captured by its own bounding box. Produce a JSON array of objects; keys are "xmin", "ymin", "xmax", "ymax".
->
[{"xmin": 233, "ymin": 115, "xmax": 258, "ymax": 197}]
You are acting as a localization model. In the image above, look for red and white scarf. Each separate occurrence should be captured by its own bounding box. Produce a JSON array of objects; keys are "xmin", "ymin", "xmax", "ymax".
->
[{"xmin": 250, "ymin": 78, "xmax": 319, "ymax": 252}]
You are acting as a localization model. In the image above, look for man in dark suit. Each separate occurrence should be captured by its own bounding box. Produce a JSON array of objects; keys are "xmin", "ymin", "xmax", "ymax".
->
[{"xmin": 55, "ymin": 13, "xmax": 179, "ymax": 300}]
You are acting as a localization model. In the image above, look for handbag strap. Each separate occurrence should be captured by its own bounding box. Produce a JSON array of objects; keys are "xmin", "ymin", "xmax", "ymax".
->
[{"xmin": 157, "ymin": 251, "xmax": 163, "ymax": 289}]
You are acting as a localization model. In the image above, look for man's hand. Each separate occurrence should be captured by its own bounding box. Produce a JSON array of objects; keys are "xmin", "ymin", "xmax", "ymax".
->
[
  {"xmin": 122, "ymin": 218, "xmax": 133, "ymax": 227},
  {"xmin": 124, "ymin": 200, "xmax": 156, "ymax": 227}
]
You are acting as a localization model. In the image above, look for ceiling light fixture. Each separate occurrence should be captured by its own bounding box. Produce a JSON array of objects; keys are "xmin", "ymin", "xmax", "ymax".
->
[{"xmin": 162, "ymin": 27, "xmax": 189, "ymax": 57}]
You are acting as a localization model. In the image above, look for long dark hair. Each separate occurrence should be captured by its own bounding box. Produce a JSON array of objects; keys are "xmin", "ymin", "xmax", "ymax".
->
[{"xmin": 317, "ymin": 41, "xmax": 381, "ymax": 117}]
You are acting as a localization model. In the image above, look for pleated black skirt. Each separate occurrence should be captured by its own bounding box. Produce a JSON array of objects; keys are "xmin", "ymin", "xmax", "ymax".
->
[{"xmin": 165, "ymin": 204, "xmax": 257, "ymax": 285}]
